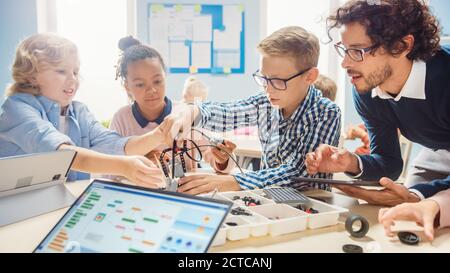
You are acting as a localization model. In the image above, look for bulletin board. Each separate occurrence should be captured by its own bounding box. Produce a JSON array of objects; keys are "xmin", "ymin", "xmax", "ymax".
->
[{"xmin": 147, "ymin": 3, "xmax": 245, "ymax": 75}]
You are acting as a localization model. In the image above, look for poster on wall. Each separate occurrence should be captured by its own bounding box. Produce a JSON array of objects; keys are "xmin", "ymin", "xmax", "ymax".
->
[{"xmin": 148, "ymin": 3, "xmax": 245, "ymax": 74}]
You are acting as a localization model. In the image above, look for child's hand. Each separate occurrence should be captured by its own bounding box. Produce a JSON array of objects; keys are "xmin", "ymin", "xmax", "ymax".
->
[
  {"xmin": 155, "ymin": 117, "xmax": 176, "ymax": 146},
  {"xmin": 178, "ymin": 174, "xmax": 241, "ymax": 195},
  {"xmin": 378, "ymin": 200, "xmax": 440, "ymax": 241},
  {"xmin": 122, "ymin": 156, "xmax": 164, "ymax": 188},
  {"xmin": 345, "ymin": 124, "xmax": 368, "ymax": 140},
  {"xmin": 163, "ymin": 105, "xmax": 196, "ymax": 140},
  {"xmin": 211, "ymin": 140, "xmax": 236, "ymax": 165}
]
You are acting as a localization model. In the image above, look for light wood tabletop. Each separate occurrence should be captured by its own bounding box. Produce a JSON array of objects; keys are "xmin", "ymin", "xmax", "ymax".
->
[{"xmin": 1, "ymin": 179, "xmax": 449, "ymax": 253}]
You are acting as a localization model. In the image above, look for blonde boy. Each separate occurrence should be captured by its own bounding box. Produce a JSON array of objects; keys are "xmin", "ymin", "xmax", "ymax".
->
[{"xmin": 168, "ymin": 26, "xmax": 342, "ymax": 194}]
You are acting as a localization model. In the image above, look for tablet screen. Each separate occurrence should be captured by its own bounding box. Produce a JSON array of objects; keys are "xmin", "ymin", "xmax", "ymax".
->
[
  {"xmin": 291, "ymin": 177, "xmax": 381, "ymax": 187},
  {"xmin": 34, "ymin": 180, "xmax": 231, "ymax": 253}
]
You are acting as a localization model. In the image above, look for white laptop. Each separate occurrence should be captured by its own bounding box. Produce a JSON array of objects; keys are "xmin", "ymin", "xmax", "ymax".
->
[{"xmin": 0, "ymin": 150, "xmax": 77, "ymax": 226}]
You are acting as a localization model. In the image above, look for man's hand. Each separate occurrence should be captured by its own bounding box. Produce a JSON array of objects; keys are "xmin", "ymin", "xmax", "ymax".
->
[
  {"xmin": 178, "ymin": 174, "xmax": 241, "ymax": 195},
  {"xmin": 335, "ymin": 177, "xmax": 421, "ymax": 206},
  {"xmin": 211, "ymin": 140, "xmax": 237, "ymax": 166},
  {"xmin": 305, "ymin": 144, "xmax": 360, "ymax": 175},
  {"xmin": 378, "ymin": 200, "xmax": 440, "ymax": 241},
  {"xmin": 121, "ymin": 156, "xmax": 164, "ymax": 188}
]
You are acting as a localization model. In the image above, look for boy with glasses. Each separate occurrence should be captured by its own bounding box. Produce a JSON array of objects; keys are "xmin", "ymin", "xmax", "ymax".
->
[{"xmin": 166, "ymin": 26, "xmax": 341, "ymax": 194}]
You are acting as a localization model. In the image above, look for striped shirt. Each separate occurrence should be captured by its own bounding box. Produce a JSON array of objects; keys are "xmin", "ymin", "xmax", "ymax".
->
[{"xmin": 197, "ymin": 86, "xmax": 341, "ymax": 190}]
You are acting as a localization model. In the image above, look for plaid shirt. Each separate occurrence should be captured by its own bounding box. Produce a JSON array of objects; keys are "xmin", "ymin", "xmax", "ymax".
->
[{"xmin": 197, "ymin": 86, "xmax": 341, "ymax": 190}]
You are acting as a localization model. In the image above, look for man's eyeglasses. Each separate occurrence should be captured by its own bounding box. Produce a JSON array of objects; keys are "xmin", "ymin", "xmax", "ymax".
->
[
  {"xmin": 334, "ymin": 42, "xmax": 378, "ymax": 62},
  {"xmin": 252, "ymin": 67, "xmax": 311, "ymax": 91}
]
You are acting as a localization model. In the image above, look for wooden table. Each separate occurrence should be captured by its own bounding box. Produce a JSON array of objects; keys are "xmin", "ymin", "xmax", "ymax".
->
[
  {"xmin": 232, "ymin": 136, "xmax": 262, "ymax": 169},
  {"xmin": 1, "ymin": 180, "xmax": 449, "ymax": 253}
]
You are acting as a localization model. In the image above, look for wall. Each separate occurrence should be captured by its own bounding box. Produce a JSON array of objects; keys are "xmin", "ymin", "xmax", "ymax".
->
[
  {"xmin": 266, "ymin": 0, "xmax": 331, "ymax": 78},
  {"xmin": 53, "ymin": 0, "xmax": 129, "ymax": 122},
  {"xmin": 0, "ymin": 0, "xmax": 38, "ymax": 104},
  {"xmin": 135, "ymin": 0, "xmax": 266, "ymax": 102},
  {"xmin": 431, "ymin": 0, "xmax": 450, "ymax": 37}
]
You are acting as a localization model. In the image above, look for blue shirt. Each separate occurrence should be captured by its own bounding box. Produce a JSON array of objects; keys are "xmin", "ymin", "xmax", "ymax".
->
[
  {"xmin": 353, "ymin": 45, "xmax": 450, "ymax": 198},
  {"xmin": 197, "ymin": 86, "xmax": 341, "ymax": 190},
  {"xmin": 0, "ymin": 93, "xmax": 131, "ymax": 181}
]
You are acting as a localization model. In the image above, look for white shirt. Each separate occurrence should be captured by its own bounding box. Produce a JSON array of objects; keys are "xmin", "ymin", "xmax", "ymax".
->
[
  {"xmin": 59, "ymin": 115, "xmax": 69, "ymax": 134},
  {"xmin": 371, "ymin": 60, "xmax": 427, "ymax": 101}
]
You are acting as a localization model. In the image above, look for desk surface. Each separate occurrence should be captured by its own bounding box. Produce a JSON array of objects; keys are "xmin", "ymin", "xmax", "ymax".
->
[
  {"xmin": 1, "ymin": 180, "xmax": 449, "ymax": 253},
  {"xmin": 232, "ymin": 136, "xmax": 262, "ymax": 159}
]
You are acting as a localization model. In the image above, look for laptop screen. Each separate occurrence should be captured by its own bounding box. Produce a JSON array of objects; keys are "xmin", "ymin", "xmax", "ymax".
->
[{"xmin": 34, "ymin": 180, "xmax": 231, "ymax": 253}]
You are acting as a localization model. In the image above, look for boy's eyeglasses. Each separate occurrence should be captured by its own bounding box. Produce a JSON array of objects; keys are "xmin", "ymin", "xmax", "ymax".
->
[
  {"xmin": 252, "ymin": 67, "xmax": 312, "ymax": 91},
  {"xmin": 334, "ymin": 42, "xmax": 379, "ymax": 62}
]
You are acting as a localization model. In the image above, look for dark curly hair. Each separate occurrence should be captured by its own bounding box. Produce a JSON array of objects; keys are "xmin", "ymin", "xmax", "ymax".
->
[
  {"xmin": 327, "ymin": 0, "xmax": 441, "ymax": 62},
  {"xmin": 115, "ymin": 36, "xmax": 166, "ymax": 81}
]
